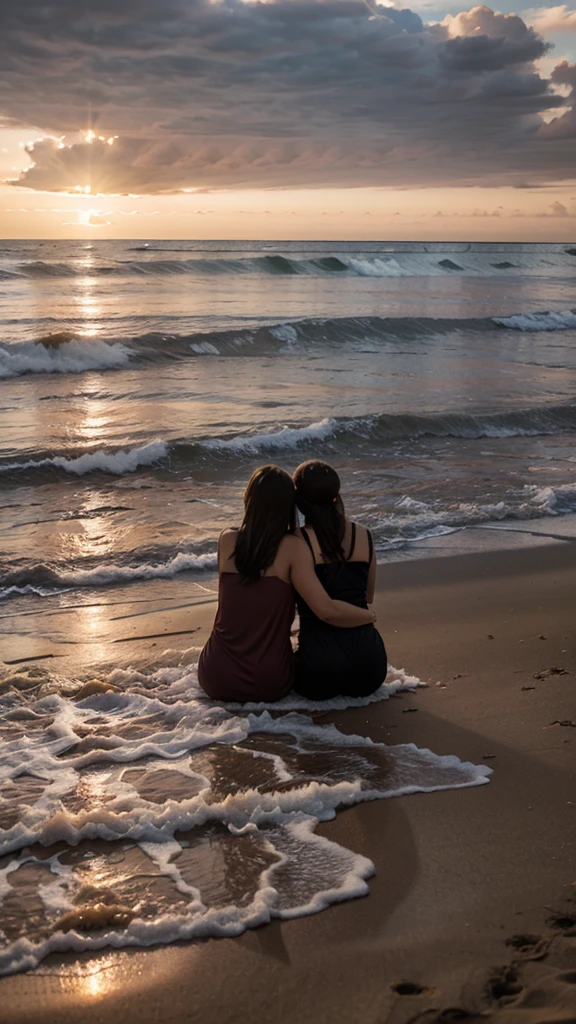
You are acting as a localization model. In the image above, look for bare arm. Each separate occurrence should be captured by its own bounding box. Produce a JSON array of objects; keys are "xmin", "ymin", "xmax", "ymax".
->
[
  {"xmin": 289, "ymin": 538, "xmax": 376, "ymax": 628},
  {"xmin": 217, "ymin": 529, "xmax": 236, "ymax": 573}
]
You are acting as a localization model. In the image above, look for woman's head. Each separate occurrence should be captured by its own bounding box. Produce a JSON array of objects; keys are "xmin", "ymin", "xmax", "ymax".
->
[
  {"xmin": 293, "ymin": 460, "xmax": 346, "ymax": 562},
  {"xmin": 234, "ymin": 464, "xmax": 296, "ymax": 581}
]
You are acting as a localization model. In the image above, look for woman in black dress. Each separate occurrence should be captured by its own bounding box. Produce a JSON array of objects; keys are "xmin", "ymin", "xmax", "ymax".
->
[{"xmin": 293, "ymin": 460, "xmax": 387, "ymax": 700}]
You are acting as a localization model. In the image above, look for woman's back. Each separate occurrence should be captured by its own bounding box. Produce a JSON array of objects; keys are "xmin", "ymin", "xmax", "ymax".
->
[
  {"xmin": 297, "ymin": 522, "xmax": 372, "ymax": 621},
  {"xmin": 295, "ymin": 521, "xmax": 387, "ymax": 700},
  {"xmin": 198, "ymin": 530, "xmax": 296, "ymax": 703}
]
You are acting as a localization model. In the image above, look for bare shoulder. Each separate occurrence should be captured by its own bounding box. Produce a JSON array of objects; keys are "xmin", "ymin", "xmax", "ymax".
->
[
  {"xmin": 348, "ymin": 520, "xmax": 372, "ymax": 561},
  {"xmin": 279, "ymin": 533, "xmax": 299, "ymax": 551},
  {"xmin": 219, "ymin": 528, "xmax": 238, "ymax": 555},
  {"xmin": 281, "ymin": 534, "xmax": 312, "ymax": 561}
]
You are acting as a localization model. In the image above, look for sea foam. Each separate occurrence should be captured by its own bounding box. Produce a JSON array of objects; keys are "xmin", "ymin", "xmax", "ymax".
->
[
  {"xmin": 525, "ymin": 480, "xmax": 576, "ymax": 514},
  {"xmin": 0, "ymin": 338, "xmax": 132, "ymax": 377},
  {"xmin": 0, "ymin": 660, "xmax": 491, "ymax": 974}
]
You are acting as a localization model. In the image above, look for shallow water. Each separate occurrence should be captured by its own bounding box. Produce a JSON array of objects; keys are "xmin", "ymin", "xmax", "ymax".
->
[{"xmin": 0, "ymin": 657, "xmax": 491, "ymax": 975}]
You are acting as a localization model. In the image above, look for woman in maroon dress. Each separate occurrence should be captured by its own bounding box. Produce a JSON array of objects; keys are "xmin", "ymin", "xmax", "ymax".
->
[{"xmin": 198, "ymin": 465, "xmax": 376, "ymax": 703}]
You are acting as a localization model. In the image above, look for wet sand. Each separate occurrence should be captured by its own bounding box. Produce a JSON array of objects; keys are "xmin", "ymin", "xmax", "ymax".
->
[{"xmin": 1, "ymin": 536, "xmax": 575, "ymax": 1023}]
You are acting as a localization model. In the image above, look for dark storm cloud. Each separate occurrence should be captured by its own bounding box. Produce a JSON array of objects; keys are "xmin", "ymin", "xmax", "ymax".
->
[
  {"xmin": 439, "ymin": 33, "xmax": 546, "ymax": 72},
  {"xmin": 0, "ymin": 0, "xmax": 573, "ymax": 192}
]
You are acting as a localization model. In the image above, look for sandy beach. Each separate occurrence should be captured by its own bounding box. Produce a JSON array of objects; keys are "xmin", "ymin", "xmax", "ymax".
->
[{"xmin": 1, "ymin": 531, "xmax": 575, "ymax": 1024}]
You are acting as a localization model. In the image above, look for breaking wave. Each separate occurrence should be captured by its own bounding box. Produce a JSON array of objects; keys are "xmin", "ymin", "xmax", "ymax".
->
[
  {"xmin": 201, "ymin": 418, "xmax": 336, "ymax": 454},
  {"xmin": 2, "ymin": 309, "xmax": 575, "ymax": 377},
  {"xmin": 0, "ymin": 336, "xmax": 132, "ymax": 377},
  {"xmin": 6, "ymin": 247, "xmax": 576, "ymax": 282},
  {"xmin": 0, "ymin": 545, "xmax": 218, "ymax": 600},
  {"xmin": 0, "ymin": 441, "xmax": 167, "ymax": 478},
  {"xmin": 493, "ymin": 310, "xmax": 576, "ymax": 331},
  {"xmin": 2, "ymin": 404, "xmax": 575, "ymax": 482},
  {"xmin": 194, "ymin": 405, "xmax": 576, "ymax": 455},
  {"xmin": 2, "ymin": 476, "xmax": 576, "ymax": 602}
]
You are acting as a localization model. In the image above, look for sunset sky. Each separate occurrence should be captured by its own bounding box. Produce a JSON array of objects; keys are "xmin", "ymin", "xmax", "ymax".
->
[{"xmin": 1, "ymin": 0, "xmax": 575, "ymax": 239}]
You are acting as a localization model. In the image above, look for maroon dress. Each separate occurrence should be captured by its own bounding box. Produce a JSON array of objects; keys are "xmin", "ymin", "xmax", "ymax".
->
[{"xmin": 198, "ymin": 572, "xmax": 295, "ymax": 702}]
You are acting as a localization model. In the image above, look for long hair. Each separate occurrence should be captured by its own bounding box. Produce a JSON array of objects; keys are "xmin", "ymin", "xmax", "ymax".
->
[
  {"xmin": 233, "ymin": 465, "xmax": 296, "ymax": 582},
  {"xmin": 293, "ymin": 460, "xmax": 346, "ymax": 562}
]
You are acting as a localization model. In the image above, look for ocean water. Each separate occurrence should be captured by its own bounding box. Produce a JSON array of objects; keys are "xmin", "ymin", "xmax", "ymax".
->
[
  {"xmin": 1, "ymin": 239, "xmax": 575, "ymax": 602},
  {"xmin": 0, "ymin": 237, "xmax": 573, "ymax": 973}
]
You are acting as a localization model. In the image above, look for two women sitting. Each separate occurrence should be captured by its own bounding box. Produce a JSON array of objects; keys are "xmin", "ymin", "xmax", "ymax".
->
[{"xmin": 198, "ymin": 460, "xmax": 387, "ymax": 704}]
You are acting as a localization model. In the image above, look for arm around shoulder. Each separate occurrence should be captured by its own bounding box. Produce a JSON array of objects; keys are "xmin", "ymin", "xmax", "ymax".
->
[
  {"xmin": 289, "ymin": 537, "xmax": 376, "ymax": 628},
  {"xmin": 366, "ymin": 545, "xmax": 377, "ymax": 604}
]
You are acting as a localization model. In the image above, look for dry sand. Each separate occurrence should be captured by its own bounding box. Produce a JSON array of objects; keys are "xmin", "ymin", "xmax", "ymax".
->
[{"xmin": 1, "ymin": 537, "xmax": 575, "ymax": 1023}]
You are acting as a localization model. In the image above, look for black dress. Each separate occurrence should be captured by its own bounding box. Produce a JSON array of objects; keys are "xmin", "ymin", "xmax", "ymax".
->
[{"xmin": 294, "ymin": 524, "xmax": 387, "ymax": 700}]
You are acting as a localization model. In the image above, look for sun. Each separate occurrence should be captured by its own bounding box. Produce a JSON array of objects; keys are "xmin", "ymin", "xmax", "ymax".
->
[{"xmin": 77, "ymin": 208, "xmax": 111, "ymax": 227}]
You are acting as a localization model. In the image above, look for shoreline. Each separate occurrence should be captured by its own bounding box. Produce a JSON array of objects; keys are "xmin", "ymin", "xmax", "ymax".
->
[
  {"xmin": 1, "ymin": 537, "xmax": 575, "ymax": 1021},
  {"xmin": 378, "ymin": 510, "xmax": 576, "ymax": 563},
  {"xmin": 2, "ymin": 511, "xmax": 576, "ymax": 671}
]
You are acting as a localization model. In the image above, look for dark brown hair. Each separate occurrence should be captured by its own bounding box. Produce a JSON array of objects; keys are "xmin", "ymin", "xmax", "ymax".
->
[
  {"xmin": 293, "ymin": 460, "xmax": 346, "ymax": 562},
  {"xmin": 233, "ymin": 465, "xmax": 296, "ymax": 581}
]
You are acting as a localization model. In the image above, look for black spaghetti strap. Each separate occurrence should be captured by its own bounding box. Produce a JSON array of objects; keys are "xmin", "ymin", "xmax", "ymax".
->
[
  {"xmin": 346, "ymin": 522, "xmax": 356, "ymax": 561},
  {"xmin": 301, "ymin": 529, "xmax": 314, "ymax": 554},
  {"xmin": 366, "ymin": 528, "xmax": 374, "ymax": 563}
]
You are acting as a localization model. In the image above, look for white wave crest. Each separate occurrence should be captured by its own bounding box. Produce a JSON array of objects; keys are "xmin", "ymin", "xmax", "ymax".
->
[
  {"xmin": 269, "ymin": 324, "xmax": 298, "ymax": 343},
  {"xmin": 0, "ymin": 550, "xmax": 218, "ymax": 600},
  {"xmin": 0, "ymin": 440, "xmax": 168, "ymax": 477},
  {"xmin": 201, "ymin": 418, "xmax": 337, "ymax": 454},
  {"xmin": 190, "ymin": 341, "xmax": 219, "ymax": 355},
  {"xmin": 59, "ymin": 550, "xmax": 218, "ymax": 588},
  {"xmin": 0, "ymin": 584, "xmax": 69, "ymax": 602},
  {"xmin": 375, "ymin": 498, "xmax": 513, "ymax": 549},
  {"xmin": 345, "ymin": 256, "xmax": 404, "ymax": 277},
  {"xmin": 493, "ymin": 310, "xmax": 576, "ymax": 331},
  {"xmin": 0, "ymin": 338, "xmax": 132, "ymax": 378},
  {"xmin": 395, "ymin": 496, "xmax": 431, "ymax": 512}
]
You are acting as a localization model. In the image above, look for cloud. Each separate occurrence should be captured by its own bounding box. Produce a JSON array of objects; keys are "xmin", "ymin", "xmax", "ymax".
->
[
  {"xmin": 526, "ymin": 5, "xmax": 576, "ymax": 33},
  {"xmin": 443, "ymin": 7, "xmax": 548, "ymax": 68},
  {"xmin": 433, "ymin": 200, "xmax": 575, "ymax": 216},
  {"xmin": 538, "ymin": 59, "xmax": 576, "ymax": 136},
  {"xmin": 0, "ymin": 1, "xmax": 573, "ymax": 192}
]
